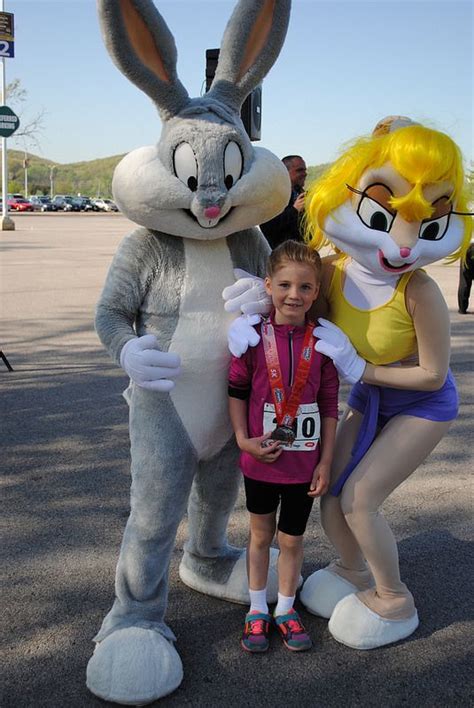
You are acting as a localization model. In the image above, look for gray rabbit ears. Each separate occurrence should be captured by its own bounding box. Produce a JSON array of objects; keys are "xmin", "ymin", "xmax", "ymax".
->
[{"xmin": 97, "ymin": 0, "xmax": 291, "ymax": 121}]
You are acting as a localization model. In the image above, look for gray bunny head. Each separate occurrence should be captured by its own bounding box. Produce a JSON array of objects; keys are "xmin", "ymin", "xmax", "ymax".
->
[{"xmin": 97, "ymin": 0, "xmax": 292, "ymax": 240}]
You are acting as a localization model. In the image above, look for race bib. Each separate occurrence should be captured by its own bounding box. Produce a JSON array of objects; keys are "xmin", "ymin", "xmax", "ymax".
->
[{"xmin": 262, "ymin": 402, "xmax": 320, "ymax": 452}]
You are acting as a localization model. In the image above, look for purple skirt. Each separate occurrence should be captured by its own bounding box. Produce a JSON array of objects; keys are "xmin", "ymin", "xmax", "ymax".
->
[{"xmin": 331, "ymin": 369, "xmax": 458, "ymax": 496}]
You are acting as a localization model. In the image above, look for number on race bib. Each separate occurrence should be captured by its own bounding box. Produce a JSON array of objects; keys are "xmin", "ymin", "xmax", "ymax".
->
[{"xmin": 262, "ymin": 402, "xmax": 320, "ymax": 452}]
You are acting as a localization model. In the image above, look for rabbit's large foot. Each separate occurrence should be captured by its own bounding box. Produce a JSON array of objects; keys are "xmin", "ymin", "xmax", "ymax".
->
[
  {"xmin": 328, "ymin": 594, "xmax": 419, "ymax": 649},
  {"xmin": 300, "ymin": 560, "xmax": 374, "ymax": 618},
  {"xmin": 300, "ymin": 568, "xmax": 358, "ymax": 618},
  {"xmin": 86, "ymin": 627, "xmax": 183, "ymax": 705},
  {"xmin": 179, "ymin": 548, "xmax": 301, "ymax": 605}
]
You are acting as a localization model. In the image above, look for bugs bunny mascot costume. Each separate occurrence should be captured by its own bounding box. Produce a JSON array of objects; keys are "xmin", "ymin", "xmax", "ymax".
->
[{"xmin": 88, "ymin": 0, "xmax": 291, "ymax": 703}]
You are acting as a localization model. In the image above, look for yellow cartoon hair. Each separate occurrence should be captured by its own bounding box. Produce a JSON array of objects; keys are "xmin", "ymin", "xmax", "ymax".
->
[{"xmin": 304, "ymin": 124, "xmax": 472, "ymax": 263}]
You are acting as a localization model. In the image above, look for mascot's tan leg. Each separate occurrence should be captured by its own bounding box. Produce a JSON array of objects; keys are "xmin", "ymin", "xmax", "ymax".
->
[
  {"xmin": 328, "ymin": 414, "xmax": 452, "ymax": 649},
  {"xmin": 300, "ymin": 408, "xmax": 374, "ymax": 618}
]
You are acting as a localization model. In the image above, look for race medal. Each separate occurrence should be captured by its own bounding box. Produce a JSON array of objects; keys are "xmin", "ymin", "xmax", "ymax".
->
[
  {"xmin": 261, "ymin": 320, "xmax": 315, "ymax": 447},
  {"xmin": 270, "ymin": 425, "xmax": 296, "ymax": 444}
]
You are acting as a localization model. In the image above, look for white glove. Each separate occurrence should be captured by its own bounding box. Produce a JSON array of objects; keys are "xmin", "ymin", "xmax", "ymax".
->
[
  {"xmin": 222, "ymin": 268, "xmax": 271, "ymax": 316},
  {"xmin": 120, "ymin": 334, "xmax": 182, "ymax": 392},
  {"xmin": 228, "ymin": 314, "xmax": 261, "ymax": 357},
  {"xmin": 313, "ymin": 318, "xmax": 366, "ymax": 384}
]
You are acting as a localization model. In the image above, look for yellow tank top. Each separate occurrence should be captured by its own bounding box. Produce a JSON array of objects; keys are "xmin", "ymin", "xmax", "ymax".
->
[{"xmin": 327, "ymin": 259, "xmax": 417, "ymax": 365}]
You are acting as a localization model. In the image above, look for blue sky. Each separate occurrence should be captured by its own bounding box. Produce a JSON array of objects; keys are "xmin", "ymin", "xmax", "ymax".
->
[{"xmin": 6, "ymin": 0, "xmax": 473, "ymax": 168}]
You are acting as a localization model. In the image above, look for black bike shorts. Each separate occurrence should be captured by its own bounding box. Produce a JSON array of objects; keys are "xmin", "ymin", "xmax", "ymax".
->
[{"xmin": 243, "ymin": 476, "xmax": 314, "ymax": 536}]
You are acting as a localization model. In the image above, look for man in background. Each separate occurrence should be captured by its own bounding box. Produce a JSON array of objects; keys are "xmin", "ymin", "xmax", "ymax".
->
[
  {"xmin": 260, "ymin": 155, "xmax": 307, "ymax": 248},
  {"xmin": 457, "ymin": 238, "xmax": 474, "ymax": 314}
]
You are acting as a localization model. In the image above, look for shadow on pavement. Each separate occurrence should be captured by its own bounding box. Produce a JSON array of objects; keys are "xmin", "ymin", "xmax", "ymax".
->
[{"xmin": 2, "ymin": 303, "xmax": 473, "ymax": 707}]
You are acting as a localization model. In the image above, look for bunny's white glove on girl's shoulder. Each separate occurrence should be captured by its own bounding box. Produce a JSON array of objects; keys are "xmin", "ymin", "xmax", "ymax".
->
[
  {"xmin": 120, "ymin": 334, "xmax": 182, "ymax": 392},
  {"xmin": 223, "ymin": 270, "xmax": 269, "ymax": 357},
  {"xmin": 314, "ymin": 318, "xmax": 366, "ymax": 384},
  {"xmin": 222, "ymin": 269, "xmax": 271, "ymax": 316},
  {"xmin": 228, "ymin": 314, "xmax": 262, "ymax": 358}
]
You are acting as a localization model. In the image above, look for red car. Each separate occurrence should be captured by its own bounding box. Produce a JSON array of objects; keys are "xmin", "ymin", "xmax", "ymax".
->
[{"xmin": 8, "ymin": 197, "xmax": 34, "ymax": 212}]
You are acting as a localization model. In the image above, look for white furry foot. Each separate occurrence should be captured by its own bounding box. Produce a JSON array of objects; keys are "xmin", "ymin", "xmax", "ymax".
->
[
  {"xmin": 179, "ymin": 548, "xmax": 302, "ymax": 605},
  {"xmin": 86, "ymin": 627, "xmax": 183, "ymax": 705},
  {"xmin": 328, "ymin": 594, "xmax": 419, "ymax": 650},
  {"xmin": 300, "ymin": 568, "xmax": 358, "ymax": 618}
]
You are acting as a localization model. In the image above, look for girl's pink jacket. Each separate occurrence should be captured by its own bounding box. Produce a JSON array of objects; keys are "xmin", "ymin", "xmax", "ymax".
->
[{"xmin": 229, "ymin": 317, "xmax": 339, "ymax": 484}]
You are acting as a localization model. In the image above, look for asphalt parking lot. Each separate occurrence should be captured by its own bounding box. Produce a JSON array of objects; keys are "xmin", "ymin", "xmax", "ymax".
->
[{"xmin": 2, "ymin": 214, "xmax": 473, "ymax": 707}]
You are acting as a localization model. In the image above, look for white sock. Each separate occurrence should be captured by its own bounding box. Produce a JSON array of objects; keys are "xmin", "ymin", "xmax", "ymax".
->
[
  {"xmin": 274, "ymin": 592, "xmax": 295, "ymax": 616},
  {"xmin": 249, "ymin": 588, "xmax": 268, "ymax": 614}
]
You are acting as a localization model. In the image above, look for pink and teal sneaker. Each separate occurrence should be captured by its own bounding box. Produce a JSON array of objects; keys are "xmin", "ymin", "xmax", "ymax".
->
[
  {"xmin": 241, "ymin": 611, "xmax": 271, "ymax": 653},
  {"xmin": 274, "ymin": 608, "xmax": 312, "ymax": 651}
]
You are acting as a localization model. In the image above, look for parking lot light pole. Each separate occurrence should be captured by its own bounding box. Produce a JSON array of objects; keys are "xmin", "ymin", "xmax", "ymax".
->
[
  {"xmin": 23, "ymin": 148, "xmax": 28, "ymax": 198},
  {"xmin": 50, "ymin": 165, "xmax": 56, "ymax": 198},
  {"xmin": 1, "ymin": 0, "xmax": 14, "ymax": 230}
]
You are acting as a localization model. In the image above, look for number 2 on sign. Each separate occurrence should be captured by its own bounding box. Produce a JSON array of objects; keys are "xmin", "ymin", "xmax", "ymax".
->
[{"xmin": 0, "ymin": 41, "xmax": 12, "ymax": 57}]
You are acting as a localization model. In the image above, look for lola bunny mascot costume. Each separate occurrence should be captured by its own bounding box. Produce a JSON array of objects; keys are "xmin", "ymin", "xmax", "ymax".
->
[
  {"xmin": 225, "ymin": 116, "xmax": 472, "ymax": 650},
  {"xmin": 88, "ymin": 1, "xmax": 291, "ymax": 703}
]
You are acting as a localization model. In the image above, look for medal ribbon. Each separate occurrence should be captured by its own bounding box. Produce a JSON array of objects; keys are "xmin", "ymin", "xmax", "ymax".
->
[{"xmin": 261, "ymin": 320, "xmax": 315, "ymax": 428}]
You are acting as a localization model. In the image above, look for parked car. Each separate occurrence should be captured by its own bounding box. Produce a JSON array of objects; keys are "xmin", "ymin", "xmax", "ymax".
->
[
  {"xmin": 29, "ymin": 196, "xmax": 58, "ymax": 212},
  {"xmin": 29, "ymin": 196, "xmax": 43, "ymax": 211},
  {"xmin": 8, "ymin": 197, "xmax": 34, "ymax": 212},
  {"xmin": 93, "ymin": 198, "xmax": 119, "ymax": 212},
  {"xmin": 103, "ymin": 198, "xmax": 119, "ymax": 212},
  {"xmin": 51, "ymin": 195, "xmax": 75, "ymax": 211},
  {"xmin": 71, "ymin": 196, "xmax": 98, "ymax": 211},
  {"xmin": 69, "ymin": 197, "xmax": 82, "ymax": 212}
]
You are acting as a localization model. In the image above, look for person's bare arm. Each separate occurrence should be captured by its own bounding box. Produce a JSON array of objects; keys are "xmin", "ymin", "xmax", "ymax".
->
[
  {"xmin": 363, "ymin": 271, "xmax": 450, "ymax": 391},
  {"xmin": 308, "ymin": 416, "xmax": 337, "ymax": 497}
]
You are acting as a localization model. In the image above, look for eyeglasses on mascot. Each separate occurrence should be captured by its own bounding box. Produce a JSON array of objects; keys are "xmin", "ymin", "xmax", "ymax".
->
[
  {"xmin": 87, "ymin": 0, "xmax": 292, "ymax": 705},
  {"xmin": 225, "ymin": 116, "xmax": 472, "ymax": 650}
]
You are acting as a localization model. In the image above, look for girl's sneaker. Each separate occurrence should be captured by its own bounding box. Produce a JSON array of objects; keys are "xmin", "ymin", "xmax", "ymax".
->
[
  {"xmin": 274, "ymin": 608, "xmax": 312, "ymax": 651},
  {"xmin": 241, "ymin": 611, "xmax": 271, "ymax": 653}
]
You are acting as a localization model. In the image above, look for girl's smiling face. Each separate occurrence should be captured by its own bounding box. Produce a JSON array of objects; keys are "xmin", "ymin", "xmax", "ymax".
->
[{"xmin": 265, "ymin": 260, "xmax": 320, "ymax": 326}]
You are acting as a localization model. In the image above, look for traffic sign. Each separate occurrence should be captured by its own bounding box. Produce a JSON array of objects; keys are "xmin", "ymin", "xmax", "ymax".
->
[
  {"xmin": 0, "ymin": 105, "xmax": 19, "ymax": 137},
  {"xmin": 0, "ymin": 12, "xmax": 14, "ymax": 57}
]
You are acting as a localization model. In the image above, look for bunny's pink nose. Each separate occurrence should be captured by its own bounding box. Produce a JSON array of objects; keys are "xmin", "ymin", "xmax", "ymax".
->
[
  {"xmin": 204, "ymin": 206, "xmax": 221, "ymax": 219},
  {"xmin": 400, "ymin": 247, "xmax": 411, "ymax": 258}
]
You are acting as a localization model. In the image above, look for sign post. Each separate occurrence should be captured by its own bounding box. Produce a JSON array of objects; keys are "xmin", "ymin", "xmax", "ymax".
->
[{"xmin": 0, "ymin": 2, "xmax": 14, "ymax": 231}]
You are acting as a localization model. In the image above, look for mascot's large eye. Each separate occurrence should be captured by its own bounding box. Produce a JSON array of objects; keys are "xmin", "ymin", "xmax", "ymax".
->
[
  {"xmin": 224, "ymin": 141, "xmax": 243, "ymax": 190},
  {"xmin": 358, "ymin": 196, "xmax": 395, "ymax": 232},
  {"xmin": 173, "ymin": 142, "xmax": 198, "ymax": 192},
  {"xmin": 418, "ymin": 214, "xmax": 450, "ymax": 241}
]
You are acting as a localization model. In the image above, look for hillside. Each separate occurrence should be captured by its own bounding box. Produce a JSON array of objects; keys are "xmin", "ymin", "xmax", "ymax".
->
[
  {"xmin": 6, "ymin": 150, "xmax": 126, "ymax": 198},
  {"xmin": 4, "ymin": 149, "xmax": 330, "ymax": 199}
]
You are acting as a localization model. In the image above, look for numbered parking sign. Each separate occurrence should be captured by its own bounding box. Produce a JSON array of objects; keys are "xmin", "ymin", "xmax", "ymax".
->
[{"xmin": 0, "ymin": 12, "xmax": 14, "ymax": 58}]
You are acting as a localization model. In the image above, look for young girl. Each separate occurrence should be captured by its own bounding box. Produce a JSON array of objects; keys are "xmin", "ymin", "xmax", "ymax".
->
[{"xmin": 228, "ymin": 240, "xmax": 339, "ymax": 652}]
